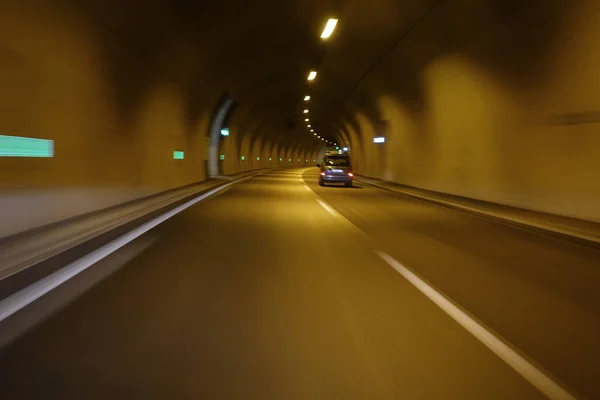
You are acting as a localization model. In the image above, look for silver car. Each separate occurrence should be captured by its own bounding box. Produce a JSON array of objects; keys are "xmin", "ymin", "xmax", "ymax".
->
[{"xmin": 318, "ymin": 154, "xmax": 354, "ymax": 187}]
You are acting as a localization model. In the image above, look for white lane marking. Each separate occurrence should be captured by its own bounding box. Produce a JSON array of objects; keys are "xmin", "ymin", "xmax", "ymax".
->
[
  {"xmin": 317, "ymin": 199, "xmax": 337, "ymax": 217},
  {"xmin": 0, "ymin": 176, "xmax": 254, "ymax": 323},
  {"xmin": 304, "ymin": 185, "xmax": 311, "ymax": 192},
  {"xmin": 0, "ymin": 235, "xmax": 157, "ymax": 350},
  {"xmin": 375, "ymin": 251, "xmax": 576, "ymax": 400}
]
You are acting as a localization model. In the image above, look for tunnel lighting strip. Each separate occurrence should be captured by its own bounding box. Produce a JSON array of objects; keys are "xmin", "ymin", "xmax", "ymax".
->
[
  {"xmin": 376, "ymin": 251, "xmax": 576, "ymax": 400},
  {"xmin": 307, "ymin": 71, "xmax": 317, "ymax": 81},
  {"xmin": 320, "ymin": 19, "xmax": 338, "ymax": 39},
  {"xmin": 0, "ymin": 173, "xmax": 265, "ymax": 324},
  {"xmin": 0, "ymin": 135, "xmax": 54, "ymax": 157},
  {"xmin": 304, "ymin": 96, "xmax": 310, "ymax": 101}
]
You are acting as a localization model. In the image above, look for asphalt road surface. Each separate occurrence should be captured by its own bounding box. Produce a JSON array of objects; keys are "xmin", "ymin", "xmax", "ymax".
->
[{"xmin": 0, "ymin": 169, "xmax": 598, "ymax": 399}]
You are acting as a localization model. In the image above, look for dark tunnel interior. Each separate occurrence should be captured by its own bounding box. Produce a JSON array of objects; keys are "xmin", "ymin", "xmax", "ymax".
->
[{"xmin": 0, "ymin": 0, "xmax": 599, "ymax": 398}]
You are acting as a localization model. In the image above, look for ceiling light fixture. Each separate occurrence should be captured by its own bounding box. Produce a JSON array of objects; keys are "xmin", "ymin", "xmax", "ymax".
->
[
  {"xmin": 303, "ymin": 109, "xmax": 309, "ymax": 114},
  {"xmin": 307, "ymin": 70, "xmax": 317, "ymax": 81},
  {"xmin": 304, "ymin": 95, "xmax": 311, "ymax": 101},
  {"xmin": 320, "ymin": 19, "xmax": 339, "ymax": 39}
]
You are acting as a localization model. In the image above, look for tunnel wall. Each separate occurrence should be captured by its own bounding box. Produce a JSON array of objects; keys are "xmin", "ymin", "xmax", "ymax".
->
[
  {"xmin": 0, "ymin": 1, "xmax": 310, "ymax": 237},
  {"xmin": 347, "ymin": 1, "xmax": 600, "ymax": 222}
]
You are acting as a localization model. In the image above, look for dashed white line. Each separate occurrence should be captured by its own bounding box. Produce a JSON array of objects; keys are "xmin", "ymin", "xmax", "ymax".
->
[
  {"xmin": 304, "ymin": 185, "xmax": 311, "ymax": 191},
  {"xmin": 317, "ymin": 199, "xmax": 337, "ymax": 217},
  {"xmin": 375, "ymin": 251, "xmax": 576, "ymax": 400}
]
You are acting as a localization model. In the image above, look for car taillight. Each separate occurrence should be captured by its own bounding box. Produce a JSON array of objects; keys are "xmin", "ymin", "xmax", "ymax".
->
[
  {"xmin": 320, "ymin": 172, "xmax": 326, "ymax": 176},
  {"xmin": 348, "ymin": 172, "xmax": 354, "ymax": 177}
]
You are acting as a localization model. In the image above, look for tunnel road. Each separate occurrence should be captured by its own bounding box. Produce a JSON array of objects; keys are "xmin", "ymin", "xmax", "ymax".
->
[{"xmin": 0, "ymin": 169, "xmax": 598, "ymax": 399}]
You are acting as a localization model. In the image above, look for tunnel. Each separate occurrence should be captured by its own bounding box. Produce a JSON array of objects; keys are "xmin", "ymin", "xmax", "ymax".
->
[{"xmin": 0, "ymin": 0, "xmax": 599, "ymax": 398}]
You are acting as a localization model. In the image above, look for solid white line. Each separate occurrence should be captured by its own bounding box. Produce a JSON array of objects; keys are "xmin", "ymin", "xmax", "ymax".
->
[
  {"xmin": 317, "ymin": 199, "xmax": 337, "ymax": 217},
  {"xmin": 304, "ymin": 185, "xmax": 311, "ymax": 192},
  {"xmin": 375, "ymin": 251, "xmax": 576, "ymax": 400},
  {"xmin": 0, "ymin": 178, "xmax": 248, "ymax": 323}
]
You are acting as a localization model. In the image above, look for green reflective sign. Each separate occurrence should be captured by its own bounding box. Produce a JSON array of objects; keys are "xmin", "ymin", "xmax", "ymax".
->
[
  {"xmin": 0, "ymin": 135, "xmax": 54, "ymax": 157},
  {"xmin": 220, "ymin": 154, "xmax": 225, "ymax": 160},
  {"xmin": 241, "ymin": 155, "xmax": 245, "ymax": 161},
  {"xmin": 220, "ymin": 128, "xmax": 229, "ymax": 136},
  {"xmin": 269, "ymin": 157, "xmax": 272, "ymax": 161},
  {"xmin": 256, "ymin": 156, "xmax": 260, "ymax": 161},
  {"xmin": 173, "ymin": 151, "xmax": 184, "ymax": 160}
]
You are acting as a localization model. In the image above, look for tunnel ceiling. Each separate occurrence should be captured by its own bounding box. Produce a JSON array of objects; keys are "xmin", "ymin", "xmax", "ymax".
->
[
  {"xmin": 75, "ymin": 0, "xmax": 436, "ymax": 148},
  {"xmin": 73, "ymin": 0, "xmax": 565, "ymax": 150}
]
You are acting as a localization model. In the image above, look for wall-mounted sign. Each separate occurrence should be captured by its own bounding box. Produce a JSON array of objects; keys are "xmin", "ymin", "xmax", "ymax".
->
[
  {"xmin": 0, "ymin": 135, "xmax": 54, "ymax": 157},
  {"xmin": 173, "ymin": 151, "xmax": 184, "ymax": 159},
  {"xmin": 220, "ymin": 128, "xmax": 230, "ymax": 136},
  {"xmin": 373, "ymin": 137, "xmax": 386, "ymax": 144}
]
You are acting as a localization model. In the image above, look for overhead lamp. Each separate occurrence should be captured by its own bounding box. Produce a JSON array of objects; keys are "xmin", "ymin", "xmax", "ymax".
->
[
  {"xmin": 373, "ymin": 136, "xmax": 386, "ymax": 144},
  {"xmin": 318, "ymin": 136, "xmax": 320, "ymax": 138},
  {"xmin": 307, "ymin": 124, "xmax": 311, "ymax": 127},
  {"xmin": 320, "ymin": 19, "xmax": 338, "ymax": 39},
  {"xmin": 303, "ymin": 109, "xmax": 309, "ymax": 114},
  {"xmin": 304, "ymin": 95, "xmax": 311, "ymax": 101},
  {"xmin": 310, "ymin": 129, "xmax": 314, "ymax": 132},
  {"xmin": 314, "ymin": 133, "xmax": 317, "ymax": 135},
  {"xmin": 307, "ymin": 70, "xmax": 317, "ymax": 81},
  {"xmin": 305, "ymin": 118, "xmax": 309, "ymax": 121}
]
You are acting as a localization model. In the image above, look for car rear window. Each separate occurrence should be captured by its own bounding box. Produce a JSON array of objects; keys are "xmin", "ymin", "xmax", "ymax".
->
[{"xmin": 325, "ymin": 156, "xmax": 351, "ymax": 166}]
